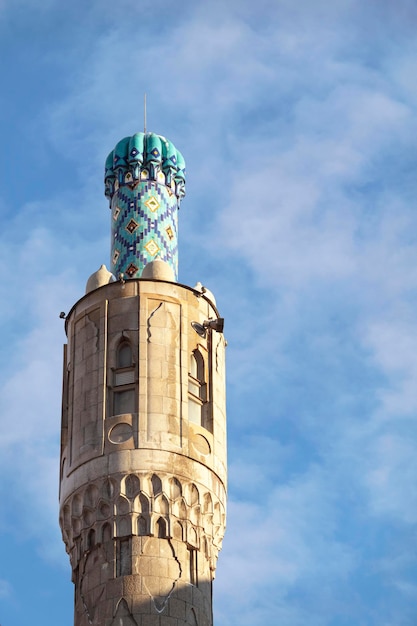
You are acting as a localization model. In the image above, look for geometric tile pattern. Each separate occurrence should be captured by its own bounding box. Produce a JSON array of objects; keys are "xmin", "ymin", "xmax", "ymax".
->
[
  {"xmin": 111, "ymin": 181, "xmax": 179, "ymax": 280},
  {"xmin": 105, "ymin": 132, "xmax": 186, "ymax": 282},
  {"xmin": 144, "ymin": 196, "xmax": 160, "ymax": 212}
]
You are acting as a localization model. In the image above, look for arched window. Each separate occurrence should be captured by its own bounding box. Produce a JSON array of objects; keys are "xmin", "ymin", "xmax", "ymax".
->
[
  {"xmin": 102, "ymin": 522, "xmax": 112, "ymax": 543},
  {"xmin": 188, "ymin": 350, "xmax": 208, "ymax": 428},
  {"xmin": 112, "ymin": 341, "xmax": 136, "ymax": 416},
  {"xmin": 117, "ymin": 343, "xmax": 132, "ymax": 368}
]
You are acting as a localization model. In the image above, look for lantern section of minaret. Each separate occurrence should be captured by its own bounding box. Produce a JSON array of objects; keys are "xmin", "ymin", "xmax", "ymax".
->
[
  {"xmin": 105, "ymin": 132, "xmax": 186, "ymax": 281},
  {"xmin": 59, "ymin": 131, "xmax": 227, "ymax": 626}
]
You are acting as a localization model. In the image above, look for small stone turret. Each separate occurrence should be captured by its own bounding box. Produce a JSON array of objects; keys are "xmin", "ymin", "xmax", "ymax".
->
[{"xmin": 59, "ymin": 132, "xmax": 226, "ymax": 626}]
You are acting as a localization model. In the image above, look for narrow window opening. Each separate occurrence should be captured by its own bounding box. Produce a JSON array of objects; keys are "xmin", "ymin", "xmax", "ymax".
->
[
  {"xmin": 111, "ymin": 340, "xmax": 136, "ymax": 417},
  {"xmin": 188, "ymin": 350, "xmax": 210, "ymax": 430},
  {"xmin": 188, "ymin": 547, "xmax": 198, "ymax": 586}
]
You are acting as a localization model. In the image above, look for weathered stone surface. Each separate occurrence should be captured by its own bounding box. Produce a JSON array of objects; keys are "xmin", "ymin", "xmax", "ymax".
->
[{"xmin": 60, "ymin": 279, "xmax": 226, "ymax": 626}]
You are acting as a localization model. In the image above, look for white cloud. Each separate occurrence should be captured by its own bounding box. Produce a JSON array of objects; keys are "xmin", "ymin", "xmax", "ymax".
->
[
  {"xmin": 215, "ymin": 464, "xmax": 357, "ymax": 625},
  {"xmin": 363, "ymin": 432, "xmax": 417, "ymax": 524},
  {"xmin": 0, "ymin": 206, "xmax": 86, "ymax": 557}
]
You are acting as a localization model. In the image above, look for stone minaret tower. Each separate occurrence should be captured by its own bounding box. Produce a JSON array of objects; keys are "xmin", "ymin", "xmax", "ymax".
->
[{"xmin": 59, "ymin": 132, "xmax": 227, "ymax": 626}]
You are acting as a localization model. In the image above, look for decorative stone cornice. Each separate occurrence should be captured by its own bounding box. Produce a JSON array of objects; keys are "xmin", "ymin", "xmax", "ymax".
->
[{"xmin": 60, "ymin": 471, "xmax": 226, "ymax": 575}]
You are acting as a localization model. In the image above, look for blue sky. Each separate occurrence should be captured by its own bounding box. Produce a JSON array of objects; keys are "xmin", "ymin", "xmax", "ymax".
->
[{"xmin": 1, "ymin": 0, "xmax": 417, "ymax": 624}]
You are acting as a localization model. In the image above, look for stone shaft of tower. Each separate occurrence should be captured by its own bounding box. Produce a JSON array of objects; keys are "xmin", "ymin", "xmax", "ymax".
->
[
  {"xmin": 105, "ymin": 132, "xmax": 186, "ymax": 282},
  {"xmin": 60, "ymin": 128, "xmax": 226, "ymax": 625}
]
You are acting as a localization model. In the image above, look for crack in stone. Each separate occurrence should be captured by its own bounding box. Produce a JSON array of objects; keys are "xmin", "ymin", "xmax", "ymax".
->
[
  {"xmin": 86, "ymin": 310, "xmax": 100, "ymax": 351},
  {"xmin": 143, "ymin": 538, "xmax": 183, "ymax": 614},
  {"xmin": 78, "ymin": 552, "xmax": 93, "ymax": 625},
  {"xmin": 78, "ymin": 548, "xmax": 105, "ymax": 625},
  {"xmin": 147, "ymin": 302, "xmax": 163, "ymax": 342},
  {"xmin": 111, "ymin": 598, "xmax": 138, "ymax": 626}
]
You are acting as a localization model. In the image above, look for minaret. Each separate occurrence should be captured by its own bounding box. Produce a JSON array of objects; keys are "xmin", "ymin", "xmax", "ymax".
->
[{"xmin": 59, "ymin": 132, "xmax": 227, "ymax": 626}]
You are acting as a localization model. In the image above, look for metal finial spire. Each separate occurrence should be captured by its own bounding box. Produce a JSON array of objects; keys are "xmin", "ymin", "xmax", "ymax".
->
[{"xmin": 144, "ymin": 93, "xmax": 147, "ymax": 134}]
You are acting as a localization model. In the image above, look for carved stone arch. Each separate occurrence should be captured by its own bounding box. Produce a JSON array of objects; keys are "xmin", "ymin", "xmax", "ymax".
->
[
  {"xmin": 170, "ymin": 477, "xmax": 182, "ymax": 500},
  {"xmin": 203, "ymin": 513, "xmax": 213, "ymax": 537},
  {"xmin": 156, "ymin": 517, "xmax": 167, "ymax": 539},
  {"xmin": 188, "ymin": 526, "xmax": 198, "ymax": 548},
  {"xmin": 62, "ymin": 504, "xmax": 71, "ymax": 529},
  {"xmin": 124, "ymin": 474, "xmax": 140, "ymax": 499},
  {"xmin": 80, "ymin": 529, "xmax": 88, "ymax": 553},
  {"xmin": 97, "ymin": 498, "xmax": 112, "ymax": 520},
  {"xmin": 72, "ymin": 518, "xmax": 82, "ymax": 537},
  {"xmin": 102, "ymin": 476, "xmax": 117, "ymax": 500},
  {"xmin": 72, "ymin": 493, "xmax": 83, "ymax": 517},
  {"xmin": 171, "ymin": 498, "xmax": 180, "ymax": 518},
  {"xmin": 203, "ymin": 492, "xmax": 213, "ymax": 514},
  {"xmin": 190, "ymin": 505, "xmax": 201, "ymax": 526},
  {"xmin": 84, "ymin": 483, "xmax": 99, "ymax": 507},
  {"xmin": 61, "ymin": 527, "xmax": 70, "ymax": 552},
  {"xmin": 137, "ymin": 515, "xmax": 148, "ymax": 536},
  {"xmin": 173, "ymin": 520, "xmax": 183, "ymax": 540},
  {"xmin": 87, "ymin": 528, "xmax": 96, "ymax": 549},
  {"xmin": 178, "ymin": 497, "xmax": 187, "ymax": 519},
  {"xmin": 111, "ymin": 598, "xmax": 138, "ymax": 626},
  {"xmin": 82, "ymin": 507, "xmax": 95, "ymax": 527},
  {"xmin": 188, "ymin": 483, "xmax": 199, "ymax": 506},
  {"xmin": 138, "ymin": 493, "xmax": 150, "ymax": 514},
  {"xmin": 213, "ymin": 502, "xmax": 221, "ymax": 525},
  {"xmin": 154, "ymin": 494, "xmax": 169, "ymax": 515},
  {"xmin": 132, "ymin": 495, "xmax": 140, "ymax": 514},
  {"xmin": 117, "ymin": 516, "xmax": 131, "ymax": 537},
  {"xmin": 151, "ymin": 473, "xmax": 162, "ymax": 496},
  {"xmin": 116, "ymin": 495, "xmax": 130, "ymax": 515},
  {"xmin": 213, "ymin": 525, "xmax": 222, "ymax": 548},
  {"xmin": 101, "ymin": 522, "xmax": 112, "ymax": 543}
]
